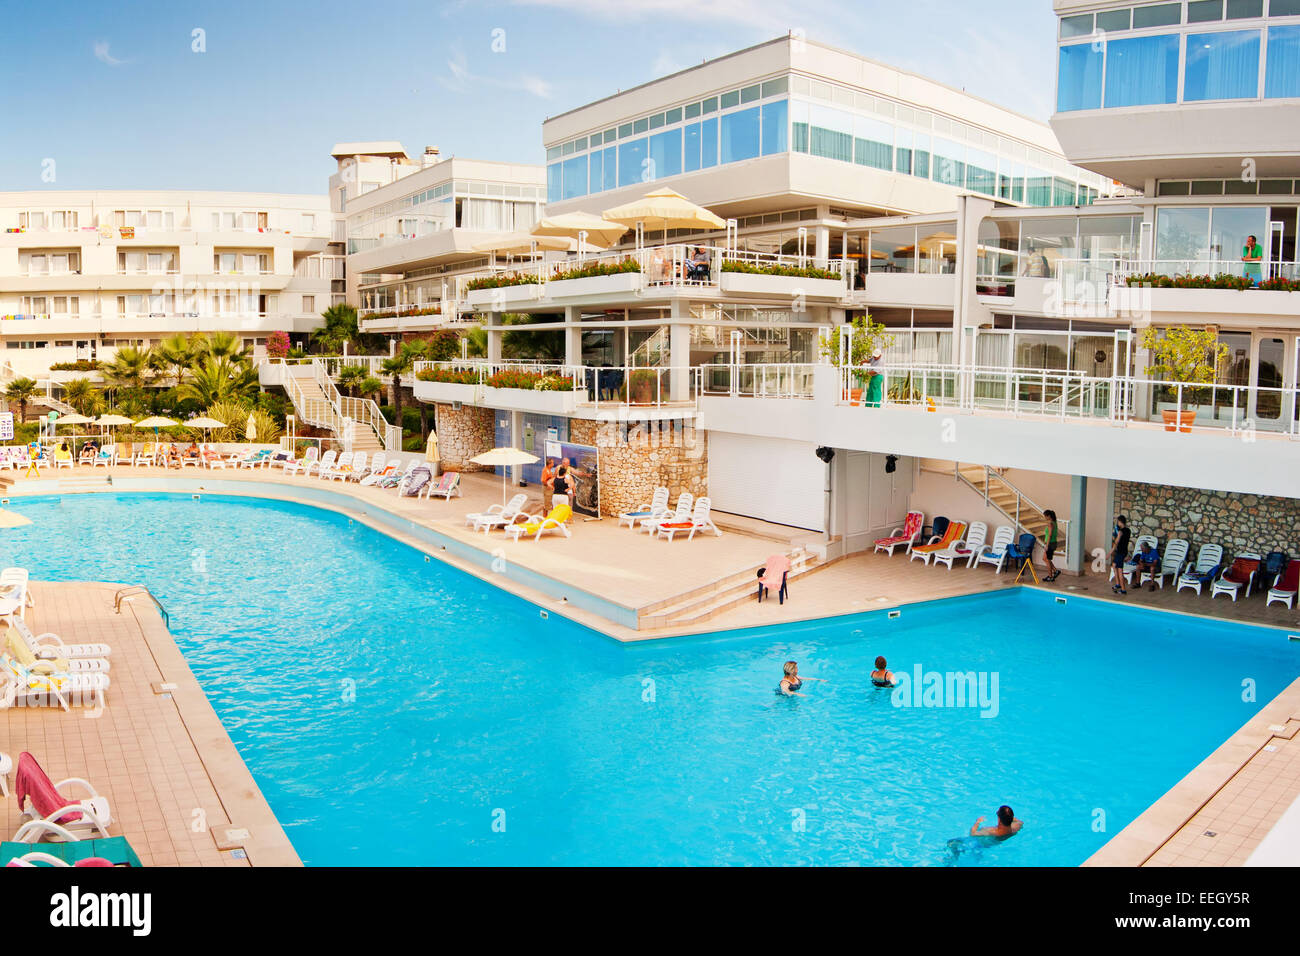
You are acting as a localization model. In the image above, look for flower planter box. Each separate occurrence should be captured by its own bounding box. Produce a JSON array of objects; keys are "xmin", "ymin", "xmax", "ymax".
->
[
  {"xmin": 412, "ymin": 380, "xmax": 481, "ymax": 406},
  {"xmin": 480, "ymin": 385, "xmax": 581, "ymax": 415},
  {"xmin": 718, "ymin": 272, "xmax": 845, "ymax": 298},
  {"xmin": 1111, "ymin": 286, "xmax": 1300, "ymax": 318},
  {"xmin": 465, "ymin": 283, "xmax": 543, "ymax": 309},
  {"xmin": 546, "ymin": 273, "xmax": 643, "ymax": 299}
]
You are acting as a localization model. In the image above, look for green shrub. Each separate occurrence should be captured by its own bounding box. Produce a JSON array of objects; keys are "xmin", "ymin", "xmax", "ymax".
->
[{"xmin": 721, "ymin": 260, "xmax": 842, "ymax": 280}]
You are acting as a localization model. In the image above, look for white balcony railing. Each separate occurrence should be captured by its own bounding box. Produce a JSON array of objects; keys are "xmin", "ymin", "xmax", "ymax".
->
[{"xmin": 413, "ymin": 359, "xmax": 701, "ymax": 409}]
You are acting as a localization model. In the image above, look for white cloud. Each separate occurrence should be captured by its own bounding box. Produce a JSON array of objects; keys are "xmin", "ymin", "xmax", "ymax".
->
[
  {"xmin": 93, "ymin": 41, "xmax": 127, "ymax": 67},
  {"xmin": 439, "ymin": 51, "xmax": 552, "ymax": 99}
]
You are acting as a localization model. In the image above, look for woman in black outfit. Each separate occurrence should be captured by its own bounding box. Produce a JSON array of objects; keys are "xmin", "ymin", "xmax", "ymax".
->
[{"xmin": 1109, "ymin": 515, "xmax": 1131, "ymax": 594}]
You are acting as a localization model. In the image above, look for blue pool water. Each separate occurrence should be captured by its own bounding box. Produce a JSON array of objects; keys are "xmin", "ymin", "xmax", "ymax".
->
[{"xmin": 2, "ymin": 492, "xmax": 1297, "ymax": 866}]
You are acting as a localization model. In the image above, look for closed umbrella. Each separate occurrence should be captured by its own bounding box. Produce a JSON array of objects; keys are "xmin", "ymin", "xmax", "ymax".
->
[
  {"xmin": 469, "ymin": 446, "xmax": 539, "ymax": 503},
  {"xmin": 425, "ymin": 430, "xmax": 439, "ymax": 464},
  {"xmin": 245, "ymin": 414, "xmax": 257, "ymax": 442}
]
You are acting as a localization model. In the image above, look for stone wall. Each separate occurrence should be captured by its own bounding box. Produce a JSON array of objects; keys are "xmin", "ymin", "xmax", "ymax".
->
[
  {"xmin": 1115, "ymin": 480, "xmax": 1300, "ymax": 554},
  {"xmin": 569, "ymin": 418, "xmax": 709, "ymax": 518},
  {"xmin": 433, "ymin": 403, "xmax": 495, "ymax": 472}
]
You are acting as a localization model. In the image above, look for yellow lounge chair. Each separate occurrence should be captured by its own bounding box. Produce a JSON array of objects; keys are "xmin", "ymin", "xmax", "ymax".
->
[{"xmin": 505, "ymin": 504, "xmax": 573, "ymax": 541}]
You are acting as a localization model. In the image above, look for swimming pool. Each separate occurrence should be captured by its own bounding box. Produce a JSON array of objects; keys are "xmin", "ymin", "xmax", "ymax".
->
[{"xmin": 3, "ymin": 492, "xmax": 1297, "ymax": 866}]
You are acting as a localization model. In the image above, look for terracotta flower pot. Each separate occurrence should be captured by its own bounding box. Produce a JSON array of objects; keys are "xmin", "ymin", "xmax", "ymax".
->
[{"xmin": 1161, "ymin": 409, "xmax": 1196, "ymax": 433}]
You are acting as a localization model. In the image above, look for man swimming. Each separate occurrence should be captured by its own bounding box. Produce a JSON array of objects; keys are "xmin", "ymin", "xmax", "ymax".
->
[{"xmin": 970, "ymin": 805, "xmax": 1023, "ymax": 839}]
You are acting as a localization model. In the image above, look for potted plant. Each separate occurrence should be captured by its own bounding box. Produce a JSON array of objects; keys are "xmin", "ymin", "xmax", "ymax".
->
[
  {"xmin": 624, "ymin": 368, "xmax": 658, "ymax": 404},
  {"xmin": 819, "ymin": 314, "xmax": 895, "ymax": 406},
  {"xmin": 1140, "ymin": 326, "xmax": 1228, "ymax": 433}
]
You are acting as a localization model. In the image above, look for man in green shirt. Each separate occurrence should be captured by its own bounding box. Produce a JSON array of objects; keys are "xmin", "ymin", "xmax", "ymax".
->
[{"xmin": 1242, "ymin": 235, "xmax": 1263, "ymax": 283}]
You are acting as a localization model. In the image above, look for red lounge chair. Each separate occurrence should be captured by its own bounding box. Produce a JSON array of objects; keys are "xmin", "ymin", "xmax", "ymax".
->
[
  {"xmin": 874, "ymin": 511, "xmax": 923, "ymax": 557},
  {"xmin": 1266, "ymin": 559, "xmax": 1300, "ymax": 609},
  {"xmin": 757, "ymin": 554, "xmax": 792, "ymax": 604}
]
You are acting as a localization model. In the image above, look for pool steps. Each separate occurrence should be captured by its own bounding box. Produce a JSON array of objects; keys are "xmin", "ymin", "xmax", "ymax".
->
[{"xmin": 637, "ymin": 548, "xmax": 822, "ymax": 630}]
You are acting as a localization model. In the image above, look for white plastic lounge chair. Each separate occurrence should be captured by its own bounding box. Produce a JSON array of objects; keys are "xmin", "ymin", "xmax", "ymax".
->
[
  {"xmin": 933, "ymin": 521, "xmax": 986, "ymax": 571},
  {"xmin": 1176, "ymin": 544, "xmax": 1224, "ymax": 595},
  {"xmin": 1147, "ymin": 538, "xmax": 1189, "ymax": 589},
  {"xmin": 657, "ymin": 496, "xmax": 722, "ymax": 541},
  {"xmin": 12, "ymin": 616, "xmax": 110, "ymax": 660},
  {"xmin": 975, "ymin": 525, "xmax": 1016, "ymax": 572},
  {"xmin": 874, "ymin": 511, "xmax": 924, "ymax": 556},
  {"xmin": 198, "ymin": 444, "xmax": 228, "ymax": 469},
  {"xmin": 283, "ymin": 446, "xmax": 319, "ymax": 477},
  {"xmin": 422, "ymin": 471, "xmax": 461, "ymax": 500},
  {"xmin": 7, "ymin": 628, "xmax": 108, "ymax": 675},
  {"xmin": 1123, "ymin": 535, "xmax": 1160, "ymax": 587},
  {"xmin": 348, "ymin": 451, "xmax": 369, "ymax": 481},
  {"xmin": 0, "ymin": 567, "xmax": 33, "ymax": 620},
  {"xmin": 320, "ymin": 450, "xmax": 352, "ymax": 480},
  {"xmin": 53, "ymin": 446, "xmax": 75, "ymax": 469},
  {"xmin": 3, "ymin": 655, "xmax": 110, "ymax": 711},
  {"xmin": 504, "ymin": 504, "xmax": 573, "ymax": 542},
  {"xmin": 360, "ymin": 461, "xmax": 396, "ymax": 486},
  {"xmin": 1210, "ymin": 552, "xmax": 1262, "ymax": 601},
  {"xmin": 910, "ymin": 521, "xmax": 967, "ymax": 565},
  {"xmin": 307, "ymin": 448, "xmax": 336, "ymax": 478},
  {"xmin": 382, "ymin": 460, "xmax": 415, "ymax": 489},
  {"xmin": 1266, "ymin": 559, "xmax": 1300, "ymax": 609},
  {"xmin": 90, "ymin": 445, "xmax": 116, "ymax": 468},
  {"xmin": 237, "ymin": 448, "xmax": 273, "ymax": 469},
  {"xmin": 641, "ymin": 492, "xmax": 693, "ymax": 535},
  {"xmin": 357, "ymin": 451, "xmax": 385, "ymax": 482},
  {"xmin": 618, "ymin": 487, "xmax": 669, "ymax": 530},
  {"xmin": 130, "ymin": 443, "xmax": 156, "ymax": 467},
  {"xmin": 12, "ymin": 752, "xmax": 113, "ymax": 843},
  {"xmin": 466, "ymin": 494, "xmax": 528, "ymax": 533}
]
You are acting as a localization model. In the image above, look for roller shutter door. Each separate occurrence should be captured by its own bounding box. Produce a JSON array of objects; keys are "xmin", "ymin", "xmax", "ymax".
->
[{"xmin": 707, "ymin": 432, "xmax": 825, "ymax": 530}]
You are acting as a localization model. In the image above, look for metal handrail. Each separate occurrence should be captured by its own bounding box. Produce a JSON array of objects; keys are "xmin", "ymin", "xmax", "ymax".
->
[{"xmin": 113, "ymin": 584, "xmax": 170, "ymax": 629}]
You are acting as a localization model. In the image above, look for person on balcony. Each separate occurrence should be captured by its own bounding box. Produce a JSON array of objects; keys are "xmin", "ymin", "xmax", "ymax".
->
[
  {"xmin": 862, "ymin": 349, "xmax": 885, "ymax": 408},
  {"xmin": 1241, "ymin": 235, "xmax": 1263, "ymax": 284},
  {"xmin": 687, "ymin": 247, "xmax": 710, "ymax": 282}
]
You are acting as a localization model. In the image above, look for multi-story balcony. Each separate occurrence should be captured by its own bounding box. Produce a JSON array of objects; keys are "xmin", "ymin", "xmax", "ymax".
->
[{"xmin": 0, "ymin": 311, "xmax": 322, "ymax": 337}]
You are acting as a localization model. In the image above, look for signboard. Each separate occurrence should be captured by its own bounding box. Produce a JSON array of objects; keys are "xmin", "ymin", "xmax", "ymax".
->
[
  {"xmin": 119, "ymin": 226, "xmax": 135, "ymax": 239},
  {"xmin": 547, "ymin": 441, "xmax": 600, "ymax": 518},
  {"xmin": 547, "ymin": 427, "xmax": 558, "ymax": 443},
  {"xmin": 0, "ymin": 412, "xmax": 12, "ymax": 441}
]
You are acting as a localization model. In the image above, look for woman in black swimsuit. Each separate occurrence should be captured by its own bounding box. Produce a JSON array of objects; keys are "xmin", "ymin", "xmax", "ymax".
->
[
  {"xmin": 870, "ymin": 655, "xmax": 896, "ymax": 687},
  {"xmin": 778, "ymin": 660, "xmax": 824, "ymax": 697}
]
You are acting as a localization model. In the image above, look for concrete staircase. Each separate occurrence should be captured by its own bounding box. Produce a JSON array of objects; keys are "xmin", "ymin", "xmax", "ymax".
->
[
  {"xmin": 954, "ymin": 463, "xmax": 1052, "ymax": 541},
  {"xmin": 283, "ymin": 363, "xmax": 388, "ymax": 453},
  {"xmin": 637, "ymin": 547, "xmax": 821, "ymax": 630}
]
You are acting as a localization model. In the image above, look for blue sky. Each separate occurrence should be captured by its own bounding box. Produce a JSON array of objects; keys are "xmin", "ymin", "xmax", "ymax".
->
[{"xmin": 0, "ymin": 0, "xmax": 1058, "ymax": 194}]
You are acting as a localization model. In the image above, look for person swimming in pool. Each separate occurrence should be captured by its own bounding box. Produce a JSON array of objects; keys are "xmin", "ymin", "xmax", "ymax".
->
[
  {"xmin": 870, "ymin": 656, "xmax": 896, "ymax": 687},
  {"xmin": 970, "ymin": 805, "xmax": 1023, "ymax": 839},
  {"xmin": 778, "ymin": 660, "xmax": 825, "ymax": 697}
]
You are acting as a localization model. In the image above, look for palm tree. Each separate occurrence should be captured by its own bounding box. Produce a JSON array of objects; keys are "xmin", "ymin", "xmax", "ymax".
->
[
  {"xmin": 103, "ymin": 346, "xmax": 156, "ymax": 402},
  {"xmin": 310, "ymin": 303, "xmax": 359, "ymax": 355},
  {"xmin": 62, "ymin": 378, "xmax": 103, "ymax": 416},
  {"xmin": 336, "ymin": 364, "xmax": 368, "ymax": 398},
  {"xmin": 380, "ymin": 341, "xmax": 424, "ymax": 432},
  {"xmin": 177, "ymin": 356, "xmax": 258, "ymax": 407},
  {"xmin": 151, "ymin": 333, "xmax": 194, "ymax": 387},
  {"xmin": 358, "ymin": 376, "xmax": 383, "ymax": 403},
  {"xmin": 5, "ymin": 377, "xmax": 38, "ymax": 422},
  {"xmin": 192, "ymin": 330, "xmax": 248, "ymax": 364}
]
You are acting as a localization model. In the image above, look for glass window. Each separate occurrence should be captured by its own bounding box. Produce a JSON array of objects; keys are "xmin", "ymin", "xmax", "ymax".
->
[
  {"xmin": 684, "ymin": 102, "xmax": 701, "ymax": 119},
  {"xmin": 1184, "ymin": 30, "xmax": 1260, "ymax": 99},
  {"xmin": 1272, "ymin": 0, "xmax": 1300, "ymax": 14},
  {"xmin": 851, "ymin": 113, "xmax": 892, "ymax": 169},
  {"xmin": 648, "ymin": 128, "xmax": 682, "ymax": 180},
  {"xmin": 895, "ymin": 128, "xmax": 913, "ymax": 175},
  {"xmin": 1098, "ymin": 9, "xmax": 1132, "ymax": 31},
  {"xmin": 932, "ymin": 138, "xmax": 965, "ymax": 187},
  {"xmin": 740, "ymin": 84, "xmax": 761, "ymax": 103},
  {"xmin": 913, "ymin": 134, "xmax": 931, "ymax": 179},
  {"xmin": 803, "ymin": 103, "xmax": 853, "ymax": 162},
  {"xmin": 618, "ymin": 139, "xmax": 647, "ymax": 187},
  {"xmin": 1210, "ymin": 205, "xmax": 1268, "ymax": 263},
  {"xmin": 602, "ymin": 147, "xmax": 617, "ymax": 190},
  {"xmin": 701, "ymin": 117, "xmax": 718, "ymax": 167},
  {"xmin": 720, "ymin": 90, "xmax": 740, "ymax": 109},
  {"xmin": 1188, "ymin": 0, "xmax": 1224, "ymax": 22},
  {"xmin": 761, "ymin": 77, "xmax": 789, "ymax": 97},
  {"xmin": 1105, "ymin": 34, "xmax": 1180, "ymax": 106},
  {"xmin": 588, "ymin": 150, "xmax": 603, "ymax": 193},
  {"xmin": 1265, "ymin": 25, "xmax": 1300, "ymax": 96},
  {"xmin": 870, "ymin": 225, "xmax": 917, "ymax": 273},
  {"xmin": 633, "ymin": 117, "xmax": 648, "ymax": 134},
  {"xmin": 918, "ymin": 227, "xmax": 958, "ymax": 274},
  {"xmin": 1156, "ymin": 206, "xmax": 1211, "ymax": 259},
  {"xmin": 604, "ymin": 129, "xmax": 617, "ymax": 143},
  {"xmin": 977, "ymin": 218, "xmax": 1021, "ymax": 289},
  {"xmin": 561, "ymin": 156, "xmax": 587, "ymax": 200},
  {"xmin": 1060, "ymin": 13, "xmax": 1094, "ymax": 37},
  {"xmin": 966, "ymin": 148, "xmax": 997, "ymax": 195},
  {"xmin": 1058, "ymin": 42, "xmax": 1104, "ymax": 110},
  {"xmin": 721, "ymin": 106, "xmax": 761, "ymax": 163},
  {"xmin": 665, "ymin": 107, "xmax": 682, "ymax": 124},
  {"xmin": 1079, "ymin": 214, "xmax": 1140, "ymax": 260},
  {"xmin": 1226, "ymin": 0, "xmax": 1263, "ymax": 17},
  {"xmin": 761, "ymin": 99, "xmax": 788, "ymax": 155},
  {"xmin": 649, "ymin": 112, "xmax": 665, "ymax": 130},
  {"xmin": 546, "ymin": 163, "xmax": 561, "ymax": 203},
  {"xmin": 684, "ymin": 122, "xmax": 702, "ymax": 172},
  {"xmin": 1132, "ymin": 3, "xmax": 1182, "ymax": 28},
  {"xmin": 1020, "ymin": 218, "xmax": 1078, "ymax": 276},
  {"xmin": 701, "ymin": 96, "xmax": 718, "ymax": 113}
]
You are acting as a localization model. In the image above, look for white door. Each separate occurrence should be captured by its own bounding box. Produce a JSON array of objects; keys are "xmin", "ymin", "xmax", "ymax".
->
[{"xmin": 708, "ymin": 432, "xmax": 825, "ymax": 530}]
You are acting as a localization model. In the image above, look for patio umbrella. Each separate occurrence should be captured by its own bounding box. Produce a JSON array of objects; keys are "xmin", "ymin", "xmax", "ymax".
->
[
  {"xmin": 472, "ymin": 233, "xmax": 577, "ymax": 257},
  {"xmin": 531, "ymin": 212, "xmax": 629, "ymax": 249},
  {"xmin": 54, "ymin": 413, "xmax": 94, "ymax": 427},
  {"xmin": 95, "ymin": 413, "xmax": 134, "ymax": 442},
  {"xmin": 469, "ymin": 446, "xmax": 539, "ymax": 503},
  {"xmin": 183, "ymin": 416, "xmax": 227, "ymax": 431},
  {"xmin": 602, "ymin": 188, "xmax": 726, "ymax": 241},
  {"xmin": 136, "ymin": 416, "xmax": 178, "ymax": 445}
]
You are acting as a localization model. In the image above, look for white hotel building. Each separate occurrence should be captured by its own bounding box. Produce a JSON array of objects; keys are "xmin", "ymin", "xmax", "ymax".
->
[
  {"xmin": 406, "ymin": 23, "xmax": 1300, "ymax": 572},
  {"xmin": 0, "ymin": 191, "xmax": 342, "ymax": 382}
]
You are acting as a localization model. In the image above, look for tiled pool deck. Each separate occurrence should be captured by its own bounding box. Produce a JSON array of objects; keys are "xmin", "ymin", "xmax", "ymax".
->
[{"xmin": 3, "ymin": 463, "xmax": 1297, "ymax": 865}]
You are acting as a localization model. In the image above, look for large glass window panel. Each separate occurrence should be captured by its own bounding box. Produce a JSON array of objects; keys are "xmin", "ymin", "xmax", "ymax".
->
[
  {"xmin": 546, "ymin": 163, "xmax": 561, "ymax": 203},
  {"xmin": 1226, "ymin": 0, "xmax": 1263, "ymax": 17},
  {"xmin": 684, "ymin": 122, "xmax": 702, "ymax": 172},
  {"xmin": 894, "ymin": 128, "xmax": 913, "ymax": 174},
  {"xmin": 618, "ymin": 139, "xmax": 648, "ymax": 187},
  {"xmin": 1057, "ymin": 43, "xmax": 1104, "ymax": 111},
  {"xmin": 648, "ymin": 127, "xmax": 682, "ymax": 180},
  {"xmin": 1184, "ymin": 30, "xmax": 1261, "ymax": 100},
  {"xmin": 932, "ymin": 138, "xmax": 965, "ymax": 187},
  {"xmin": 977, "ymin": 218, "xmax": 1020, "ymax": 293},
  {"xmin": 1020, "ymin": 217, "xmax": 1078, "ymax": 276},
  {"xmin": 852, "ymin": 113, "xmax": 893, "ymax": 170},
  {"xmin": 602, "ymin": 148, "xmax": 617, "ymax": 190},
  {"xmin": 588, "ymin": 150, "xmax": 603, "ymax": 193},
  {"xmin": 913, "ymin": 134, "xmax": 930, "ymax": 179},
  {"xmin": 1079, "ymin": 214, "xmax": 1140, "ymax": 260},
  {"xmin": 1155, "ymin": 206, "xmax": 1212, "ymax": 260},
  {"xmin": 803, "ymin": 103, "xmax": 853, "ymax": 162},
  {"xmin": 1053, "ymin": 177, "xmax": 1078, "ymax": 205},
  {"xmin": 561, "ymin": 155, "xmax": 587, "ymax": 200},
  {"xmin": 1210, "ymin": 205, "xmax": 1267, "ymax": 267},
  {"xmin": 1265, "ymin": 25, "xmax": 1300, "ymax": 97},
  {"xmin": 1105, "ymin": 34, "xmax": 1181, "ymax": 106},
  {"xmin": 761, "ymin": 99, "xmax": 788, "ymax": 155},
  {"xmin": 918, "ymin": 225, "xmax": 958, "ymax": 274},
  {"xmin": 870, "ymin": 225, "xmax": 917, "ymax": 273},
  {"xmin": 701, "ymin": 117, "xmax": 718, "ymax": 167},
  {"xmin": 966, "ymin": 148, "xmax": 997, "ymax": 195}
]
